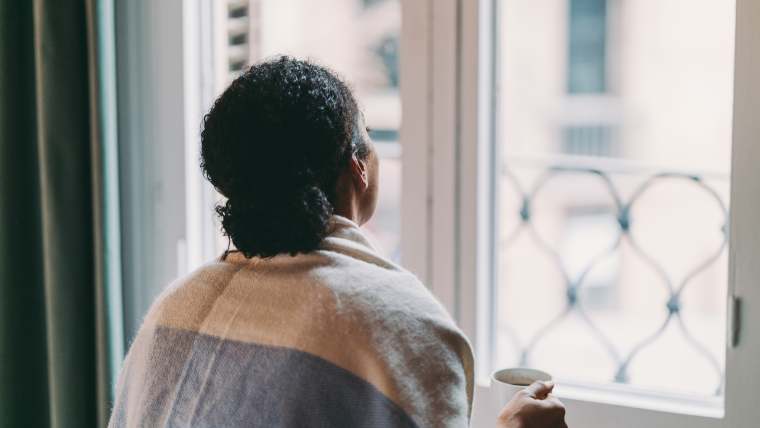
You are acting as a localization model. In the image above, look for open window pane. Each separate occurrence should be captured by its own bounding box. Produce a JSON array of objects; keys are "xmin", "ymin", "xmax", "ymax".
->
[
  {"xmin": 216, "ymin": 0, "xmax": 402, "ymax": 260},
  {"xmin": 495, "ymin": 0, "xmax": 735, "ymax": 402}
]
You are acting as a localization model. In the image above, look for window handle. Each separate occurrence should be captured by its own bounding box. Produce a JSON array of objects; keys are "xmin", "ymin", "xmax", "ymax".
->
[{"xmin": 729, "ymin": 295, "xmax": 742, "ymax": 348}]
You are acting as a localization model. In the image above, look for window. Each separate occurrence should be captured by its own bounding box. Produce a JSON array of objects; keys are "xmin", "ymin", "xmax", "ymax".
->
[
  {"xmin": 562, "ymin": 125, "xmax": 618, "ymax": 157},
  {"xmin": 559, "ymin": 207, "xmax": 621, "ymax": 310},
  {"xmin": 497, "ymin": 0, "xmax": 735, "ymax": 399},
  {"xmin": 118, "ymin": 1, "xmax": 760, "ymax": 426},
  {"xmin": 568, "ymin": 0, "xmax": 607, "ymax": 94},
  {"xmin": 400, "ymin": 0, "xmax": 760, "ymax": 426}
]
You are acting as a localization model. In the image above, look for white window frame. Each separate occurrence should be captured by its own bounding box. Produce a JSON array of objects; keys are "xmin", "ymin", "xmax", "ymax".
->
[{"xmin": 400, "ymin": 0, "xmax": 760, "ymax": 427}]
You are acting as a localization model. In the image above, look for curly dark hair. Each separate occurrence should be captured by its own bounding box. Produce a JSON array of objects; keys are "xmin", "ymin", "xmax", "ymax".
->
[{"xmin": 200, "ymin": 56, "xmax": 367, "ymax": 258}]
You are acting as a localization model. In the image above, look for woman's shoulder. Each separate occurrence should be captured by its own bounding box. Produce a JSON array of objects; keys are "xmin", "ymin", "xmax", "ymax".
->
[
  {"xmin": 134, "ymin": 259, "xmax": 242, "ymax": 330},
  {"xmin": 141, "ymin": 247, "xmax": 454, "ymax": 334},
  {"xmin": 310, "ymin": 246, "xmax": 440, "ymax": 312}
]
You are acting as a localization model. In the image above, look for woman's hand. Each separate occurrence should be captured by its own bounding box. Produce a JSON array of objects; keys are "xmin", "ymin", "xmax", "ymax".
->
[{"xmin": 496, "ymin": 381, "xmax": 568, "ymax": 428}]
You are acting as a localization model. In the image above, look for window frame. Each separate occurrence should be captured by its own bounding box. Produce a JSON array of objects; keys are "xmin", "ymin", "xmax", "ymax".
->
[
  {"xmin": 400, "ymin": 0, "xmax": 497, "ymax": 360},
  {"xmin": 400, "ymin": 0, "xmax": 760, "ymax": 427}
]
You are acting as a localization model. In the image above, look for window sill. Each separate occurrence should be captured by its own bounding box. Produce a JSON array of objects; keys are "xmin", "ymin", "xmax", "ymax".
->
[
  {"xmin": 554, "ymin": 381, "xmax": 723, "ymax": 419},
  {"xmin": 474, "ymin": 377, "xmax": 723, "ymax": 421}
]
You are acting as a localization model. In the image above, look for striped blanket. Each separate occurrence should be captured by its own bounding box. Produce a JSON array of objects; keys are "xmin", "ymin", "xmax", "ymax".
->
[{"xmin": 109, "ymin": 216, "xmax": 474, "ymax": 427}]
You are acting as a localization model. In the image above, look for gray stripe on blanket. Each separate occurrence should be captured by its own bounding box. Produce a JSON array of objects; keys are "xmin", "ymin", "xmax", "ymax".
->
[{"xmin": 113, "ymin": 326, "xmax": 418, "ymax": 428}]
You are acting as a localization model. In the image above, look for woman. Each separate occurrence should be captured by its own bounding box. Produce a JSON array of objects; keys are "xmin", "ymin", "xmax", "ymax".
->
[{"xmin": 109, "ymin": 57, "xmax": 566, "ymax": 428}]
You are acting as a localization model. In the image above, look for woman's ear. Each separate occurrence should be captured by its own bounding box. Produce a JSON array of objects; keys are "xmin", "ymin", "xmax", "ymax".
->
[{"xmin": 350, "ymin": 154, "xmax": 369, "ymax": 191}]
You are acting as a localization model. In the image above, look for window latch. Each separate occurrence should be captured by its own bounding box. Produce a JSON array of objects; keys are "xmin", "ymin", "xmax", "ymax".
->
[{"xmin": 729, "ymin": 295, "xmax": 742, "ymax": 348}]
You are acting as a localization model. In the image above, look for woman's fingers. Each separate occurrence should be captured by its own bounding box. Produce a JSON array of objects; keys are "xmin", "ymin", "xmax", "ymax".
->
[
  {"xmin": 497, "ymin": 381, "xmax": 568, "ymax": 428},
  {"xmin": 523, "ymin": 380, "xmax": 555, "ymax": 399}
]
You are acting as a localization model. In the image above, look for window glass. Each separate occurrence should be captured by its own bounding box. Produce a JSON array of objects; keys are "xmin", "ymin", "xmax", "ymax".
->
[
  {"xmin": 568, "ymin": 0, "xmax": 607, "ymax": 93},
  {"xmin": 216, "ymin": 0, "xmax": 402, "ymax": 260},
  {"xmin": 496, "ymin": 0, "xmax": 735, "ymax": 398}
]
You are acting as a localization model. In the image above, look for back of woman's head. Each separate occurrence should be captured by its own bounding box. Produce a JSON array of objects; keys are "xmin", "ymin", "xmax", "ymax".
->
[{"xmin": 200, "ymin": 56, "xmax": 360, "ymax": 258}]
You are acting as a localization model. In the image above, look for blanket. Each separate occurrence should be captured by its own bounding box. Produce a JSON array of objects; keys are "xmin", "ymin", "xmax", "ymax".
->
[{"xmin": 109, "ymin": 216, "xmax": 474, "ymax": 427}]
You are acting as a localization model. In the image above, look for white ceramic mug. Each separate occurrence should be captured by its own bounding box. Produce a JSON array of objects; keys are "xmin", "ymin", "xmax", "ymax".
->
[{"xmin": 491, "ymin": 367, "xmax": 553, "ymax": 404}]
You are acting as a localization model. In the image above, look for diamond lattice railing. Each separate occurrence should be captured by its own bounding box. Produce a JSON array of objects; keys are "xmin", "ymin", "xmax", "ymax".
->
[{"xmin": 500, "ymin": 160, "xmax": 728, "ymax": 395}]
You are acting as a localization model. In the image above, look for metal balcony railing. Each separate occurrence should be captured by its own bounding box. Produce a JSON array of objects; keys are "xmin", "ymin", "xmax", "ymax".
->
[{"xmin": 500, "ymin": 156, "xmax": 728, "ymax": 395}]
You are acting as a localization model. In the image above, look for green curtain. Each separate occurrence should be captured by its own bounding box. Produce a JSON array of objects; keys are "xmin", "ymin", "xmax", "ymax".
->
[{"xmin": 0, "ymin": 0, "xmax": 124, "ymax": 427}]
